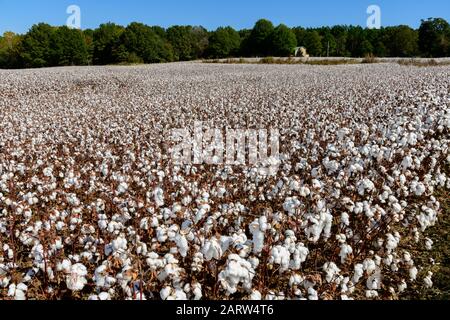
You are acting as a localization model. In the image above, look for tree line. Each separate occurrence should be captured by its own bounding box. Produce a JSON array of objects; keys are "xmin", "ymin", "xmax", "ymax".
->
[{"xmin": 1, "ymin": 18, "xmax": 449, "ymax": 69}]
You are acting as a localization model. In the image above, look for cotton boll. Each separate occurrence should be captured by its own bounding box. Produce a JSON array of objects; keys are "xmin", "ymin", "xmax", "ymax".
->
[
  {"xmin": 175, "ymin": 234, "xmax": 189, "ymax": 258},
  {"xmin": 154, "ymin": 187, "xmax": 165, "ymax": 208},
  {"xmin": 116, "ymin": 182, "xmax": 128, "ymax": 195},
  {"xmin": 202, "ymin": 238, "xmax": 223, "ymax": 261},
  {"xmin": 398, "ymin": 280, "xmax": 407, "ymax": 293},
  {"xmin": 249, "ymin": 216, "xmax": 267, "ymax": 254},
  {"xmin": 352, "ymin": 264, "xmax": 364, "ymax": 284},
  {"xmin": 250, "ymin": 290, "xmax": 262, "ymax": 300},
  {"xmin": 425, "ymin": 238, "xmax": 433, "ymax": 251},
  {"xmin": 341, "ymin": 212, "xmax": 350, "ymax": 227},
  {"xmin": 339, "ymin": 244, "xmax": 353, "ymax": 264},
  {"xmin": 160, "ymin": 286, "xmax": 172, "ymax": 300},
  {"xmin": 308, "ymin": 287, "xmax": 318, "ymax": 300},
  {"xmin": 424, "ymin": 272, "xmax": 433, "ymax": 288},
  {"xmin": 66, "ymin": 263, "xmax": 88, "ymax": 291},
  {"xmin": 218, "ymin": 254, "xmax": 255, "ymax": 295},
  {"xmin": 409, "ymin": 267, "xmax": 418, "ymax": 281},
  {"xmin": 290, "ymin": 243, "xmax": 309, "ymax": 270},
  {"xmin": 192, "ymin": 282, "xmax": 202, "ymax": 300},
  {"xmin": 7, "ymin": 283, "xmax": 27, "ymax": 300},
  {"xmin": 323, "ymin": 262, "xmax": 341, "ymax": 283},
  {"xmin": 269, "ymin": 246, "xmax": 290, "ymax": 272}
]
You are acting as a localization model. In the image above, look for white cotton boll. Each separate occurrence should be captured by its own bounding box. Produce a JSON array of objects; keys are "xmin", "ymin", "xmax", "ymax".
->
[
  {"xmin": 192, "ymin": 282, "xmax": 202, "ymax": 300},
  {"xmin": 99, "ymin": 292, "xmax": 111, "ymax": 300},
  {"xmin": 341, "ymin": 212, "xmax": 350, "ymax": 226},
  {"xmin": 414, "ymin": 182, "xmax": 426, "ymax": 196},
  {"xmin": 250, "ymin": 290, "xmax": 262, "ymax": 300},
  {"xmin": 8, "ymin": 283, "xmax": 27, "ymax": 300},
  {"xmin": 354, "ymin": 202, "xmax": 363, "ymax": 215},
  {"xmin": 171, "ymin": 288, "xmax": 188, "ymax": 300},
  {"xmin": 357, "ymin": 179, "xmax": 375, "ymax": 195},
  {"xmin": 175, "ymin": 234, "xmax": 189, "ymax": 258},
  {"xmin": 366, "ymin": 269, "xmax": 382, "ymax": 290},
  {"xmin": 339, "ymin": 244, "xmax": 353, "ymax": 264},
  {"xmin": 146, "ymin": 252, "xmax": 164, "ymax": 271},
  {"xmin": 402, "ymin": 155, "xmax": 413, "ymax": 170},
  {"xmin": 248, "ymin": 257, "xmax": 259, "ymax": 270},
  {"xmin": 194, "ymin": 208, "xmax": 208, "ymax": 224},
  {"xmin": 409, "ymin": 267, "xmax": 418, "ymax": 281},
  {"xmin": 283, "ymin": 197, "xmax": 300, "ymax": 215},
  {"xmin": 424, "ymin": 272, "xmax": 433, "ymax": 288},
  {"xmin": 249, "ymin": 217, "xmax": 267, "ymax": 254},
  {"xmin": 323, "ymin": 262, "xmax": 341, "ymax": 283},
  {"xmin": 299, "ymin": 186, "xmax": 311, "ymax": 198},
  {"xmin": 191, "ymin": 252, "xmax": 204, "ymax": 272},
  {"xmin": 160, "ymin": 287, "xmax": 172, "ymax": 300},
  {"xmin": 352, "ymin": 263, "xmax": 366, "ymax": 285},
  {"xmin": 403, "ymin": 252, "xmax": 412, "ymax": 264},
  {"xmin": 308, "ymin": 288, "xmax": 318, "ymax": 300},
  {"xmin": 66, "ymin": 263, "xmax": 87, "ymax": 291},
  {"xmin": 117, "ymin": 182, "xmax": 128, "ymax": 195},
  {"xmin": 43, "ymin": 167, "xmax": 53, "ymax": 177},
  {"xmin": 112, "ymin": 236, "xmax": 127, "ymax": 252},
  {"xmin": 57, "ymin": 259, "xmax": 72, "ymax": 273},
  {"xmin": 140, "ymin": 217, "xmax": 149, "ymax": 230},
  {"xmin": 156, "ymin": 227, "xmax": 168, "ymax": 243},
  {"xmin": 365, "ymin": 290, "xmax": 378, "ymax": 298},
  {"xmin": 385, "ymin": 233, "xmax": 400, "ymax": 252},
  {"xmin": 289, "ymin": 274, "xmax": 305, "ymax": 287},
  {"xmin": 363, "ymin": 259, "xmax": 377, "ymax": 275},
  {"xmin": 98, "ymin": 219, "xmax": 108, "ymax": 230},
  {"xmin": 392, "ymin": 202, "xmax": 402, "ymax": 213},
  {"xmin": 425, "ymin": 238, "xmax": 433, "ymax": 250},
  {"xmin": 289, "ymin": 179, "xmax": 300, "ymax": 192},
  {"xmin": 269, "ymin": 246, "xmax": 290, "ymax": 272},
  {"xmin": 202, "ymin": 238, "xmax": 223, "ymax": 261},
  {"xmin": 290, "ymin": 243, "xmax": 309, "ymax": 270},
  {"xmin": 218, "ymin": 254, "xmax": 255, "ymax": 295},
  {"xmin": 154, "ymin": 187, "xmax": 165, "ymax": 207},
  {"xmin": 398, "ymin": 280, "xmax": 407, "ymax": 293}
]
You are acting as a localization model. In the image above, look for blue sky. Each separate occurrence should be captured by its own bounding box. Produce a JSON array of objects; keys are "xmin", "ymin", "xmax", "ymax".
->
[{"xmin": 1, "ymin": 0, "xmax": 449, "ymax": 34}]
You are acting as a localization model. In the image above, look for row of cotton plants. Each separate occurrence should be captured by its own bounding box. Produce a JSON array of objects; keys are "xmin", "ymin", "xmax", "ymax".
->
[{"xmin": 0, "ymin": 62, "xmax": 449, "ymax": 300}]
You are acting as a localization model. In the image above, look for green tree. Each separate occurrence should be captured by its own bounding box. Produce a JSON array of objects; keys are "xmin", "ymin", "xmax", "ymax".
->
[
  {"xmin": 238, "ymin": 29, "xmax": 252, "ymax": 56},
  {"xmin": 191, "ymin": 26, "xmax": 209, "ymax": 59},
  {"xmin": 269, "ymin": 24, "xmax": 297, "ymax": 56},
  {"xmin": 206, "ymin": 26, "xmax": 240, "ymax": 58},
  {"xmin": 121, "ymin": 22, "xmax": 173, "ymax": 63},
  {"xmin": 20, "ymin": 23, "xmax": 55, "ymax": 67},
  {"xmin": 304, "ymin": 30, "xmax": 323, "ymax": 56},
  {"xmin": 385, "ymin": 26, "xmax": 418, "ymax": 57},
  {"xmin": 83, "ymin": 29, "xmax": 94, "ymax": 65},
  {"xmin": 51, "ymin": 26, "xmax": 89, "ymax": 66},
  {"xmin": 419, "ymin": 18, "xmax": 450, "ymax": 57},
  {"xmin": 331, "ymin": 25, "xmax": 350, "ymax": 57},
  {"xmin": 319, "ymin": 29, "xmax": 337, "ymax": 56},
  {"xmin": 248, "ymin": 19, "xmax": 274, "ymax": 56},
  {"xmin": 166, "ymin": 26, "xmax": 195, "ymax": 61},
  {"xmin": 93, "ymin": 23, "xmax": 124, "ymax": 65},
  {"xmin": 0, "ymin": 32, "xmax": 23, "ymax": 68}
]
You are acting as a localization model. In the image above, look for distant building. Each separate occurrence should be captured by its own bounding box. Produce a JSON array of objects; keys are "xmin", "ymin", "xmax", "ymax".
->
[{"xmin": 294, "ymin": 47, "xmax": 309, "ymax": 58}]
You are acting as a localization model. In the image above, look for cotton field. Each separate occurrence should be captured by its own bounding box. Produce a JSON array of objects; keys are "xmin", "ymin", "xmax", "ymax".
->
[{"xmin": 0, "ymin": 62, "xmax": 449, "ymax": 300}]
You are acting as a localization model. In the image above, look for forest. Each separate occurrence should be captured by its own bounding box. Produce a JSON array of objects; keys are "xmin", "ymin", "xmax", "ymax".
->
[{"xmin": 0, "ymin": 17, "xmax": 449, "ymax": 68}]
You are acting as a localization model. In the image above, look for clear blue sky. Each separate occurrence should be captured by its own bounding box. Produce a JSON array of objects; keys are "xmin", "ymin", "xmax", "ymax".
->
[{"xmin": 1, "ymin": 0, "xmax": 449, "ymax": 34}]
